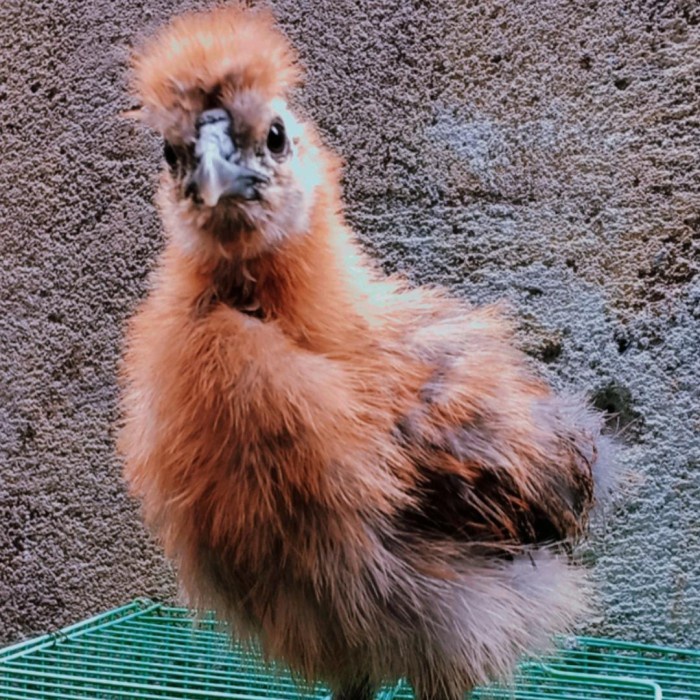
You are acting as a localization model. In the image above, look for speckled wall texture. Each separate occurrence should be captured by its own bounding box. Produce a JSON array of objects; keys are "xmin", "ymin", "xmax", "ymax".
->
[{"xmin": 1, "ymin": 0, "xmax": 698, "ymax": 648}]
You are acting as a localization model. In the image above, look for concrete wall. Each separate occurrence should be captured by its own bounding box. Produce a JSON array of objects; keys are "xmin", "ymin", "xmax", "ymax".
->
[{"xmin": 1, "ymin": 0, "xmax": 698, "ymax": 648}]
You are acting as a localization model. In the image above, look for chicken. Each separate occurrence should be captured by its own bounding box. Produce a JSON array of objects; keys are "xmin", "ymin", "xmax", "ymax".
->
[{"xmin": 119, "ymin": 7, "xmax": 612, "ymax": 700}]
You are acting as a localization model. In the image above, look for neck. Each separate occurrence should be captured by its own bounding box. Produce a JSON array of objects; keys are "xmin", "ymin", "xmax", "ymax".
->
[{"xmin": 175, "ymin": 196, "xmax": 375, "ymax": 354}]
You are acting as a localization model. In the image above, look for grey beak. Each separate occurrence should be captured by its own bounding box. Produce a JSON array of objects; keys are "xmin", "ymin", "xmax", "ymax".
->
[{"xmin": 191, "ymin": 109, "xmax": 269, "ymax": 207}]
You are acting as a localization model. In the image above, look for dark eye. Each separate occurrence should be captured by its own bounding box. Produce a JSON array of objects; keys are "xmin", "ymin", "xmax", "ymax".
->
[
  {"xmin": 163, "ymin": 141, "xmax": 178, "ymax": 170},
  {"xmin": 267, "ymin": 121, "xmax": 286, "ymax": 155}
]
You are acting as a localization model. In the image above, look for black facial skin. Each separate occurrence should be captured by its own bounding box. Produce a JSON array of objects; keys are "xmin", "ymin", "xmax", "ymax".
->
[
  {"xmin": 163, "ymin": 141, "xmax": 178, "ymax": 171},
  {"xmin": 163, "ymin": 140, "xmax": 194, "ymax": 178},
  {"xmin": 163, "ymin": 140, "xmax": 199, "ymax": 201}
]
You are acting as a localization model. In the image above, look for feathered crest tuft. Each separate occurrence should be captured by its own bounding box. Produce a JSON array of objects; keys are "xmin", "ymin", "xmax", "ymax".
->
[{"xmin": 130, "ymin": 5, "xmax": 300, "ymax": 138}]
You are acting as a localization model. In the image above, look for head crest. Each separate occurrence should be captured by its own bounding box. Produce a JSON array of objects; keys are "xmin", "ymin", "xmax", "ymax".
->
[{"xmin": 131, "ymin": 6, "xmax": 300, "ymax": 137}]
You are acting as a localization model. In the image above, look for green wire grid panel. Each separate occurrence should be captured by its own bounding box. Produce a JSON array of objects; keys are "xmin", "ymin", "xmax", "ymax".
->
[{"xmin": 0, "ymin": 599, "xmax": 698, "ymax": 700}]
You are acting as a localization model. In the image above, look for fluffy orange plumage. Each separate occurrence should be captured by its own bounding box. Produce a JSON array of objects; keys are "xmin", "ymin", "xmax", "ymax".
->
[{"xmin": 120, "ymin": 7, "xmax": 611, "ymax": 699}]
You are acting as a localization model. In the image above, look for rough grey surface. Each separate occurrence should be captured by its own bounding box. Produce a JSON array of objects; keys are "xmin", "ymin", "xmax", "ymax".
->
[{"xmin": 1, "ymin": 0, "xmax": 698, "ymax": 649}]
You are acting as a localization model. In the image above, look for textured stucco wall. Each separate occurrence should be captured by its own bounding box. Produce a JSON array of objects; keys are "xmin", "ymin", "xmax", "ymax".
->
[{"xmin": 1, "ymin": 0, "xmax": 698, "ymax": 648}]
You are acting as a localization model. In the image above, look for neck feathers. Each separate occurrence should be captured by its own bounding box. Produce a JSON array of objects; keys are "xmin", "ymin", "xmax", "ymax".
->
[{"xmin": 164, "ymin": 189, "xmax": 376, "ymax": 354}]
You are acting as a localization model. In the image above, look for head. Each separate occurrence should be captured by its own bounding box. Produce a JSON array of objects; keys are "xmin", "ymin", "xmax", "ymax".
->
[{"xmin": 130, "ymin": 6, "xmax": 325, "ymax": 261}]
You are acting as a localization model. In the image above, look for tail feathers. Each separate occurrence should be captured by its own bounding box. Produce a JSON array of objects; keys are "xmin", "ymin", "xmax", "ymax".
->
[
  {"xmin": 368, "ymin": 550, "xmax": 590, "ymax": 696},
  {"xmin": 548, "ymin": 393, "xmax": 621, "ymax": 511}
]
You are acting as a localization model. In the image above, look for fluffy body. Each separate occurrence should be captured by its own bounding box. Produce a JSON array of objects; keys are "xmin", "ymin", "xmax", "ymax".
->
[{"xmin": 120, "ymin": 8, "xmax": 610, "ymax": 699}]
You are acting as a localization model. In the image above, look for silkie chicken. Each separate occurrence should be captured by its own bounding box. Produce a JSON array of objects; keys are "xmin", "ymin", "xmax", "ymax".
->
[{"xmin": 119, "ymin": 7, "xmax": 612, "ymax": 700}]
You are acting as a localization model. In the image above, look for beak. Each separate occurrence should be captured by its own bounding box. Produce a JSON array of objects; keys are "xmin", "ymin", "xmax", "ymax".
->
[
  {"xmin": 190, "ymin": 109, "xmax": 270, "ymax": 207},
  {"xmin": 193, "ymin": 153, "xmax": 269, "ymax": 207}
]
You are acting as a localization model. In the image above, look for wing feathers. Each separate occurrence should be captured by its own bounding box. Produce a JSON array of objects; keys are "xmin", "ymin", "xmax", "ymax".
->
[{"xmin": 393, "ymin": 385, "xmax": 597, "ymax": 552}]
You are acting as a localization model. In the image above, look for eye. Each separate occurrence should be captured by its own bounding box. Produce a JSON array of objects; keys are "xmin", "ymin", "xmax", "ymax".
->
[
  {"xmin": 266, "ymin": 121, "xmax": 287, "ymax": 155},
  {"xmin": 163, "ymin": 141, "xmax": 178, "ymax": 170}
]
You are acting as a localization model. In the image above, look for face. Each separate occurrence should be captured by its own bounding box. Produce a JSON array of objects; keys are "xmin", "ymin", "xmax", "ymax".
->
[{"xmin": 161, "ymin": 91, "xmax": 322, "ymax": 260}]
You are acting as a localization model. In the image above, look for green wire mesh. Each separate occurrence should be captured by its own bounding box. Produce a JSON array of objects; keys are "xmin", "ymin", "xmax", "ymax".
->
[{"xmin": 1, "ymin": 599, "xmax": 698, "ymax": 699}]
